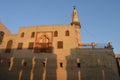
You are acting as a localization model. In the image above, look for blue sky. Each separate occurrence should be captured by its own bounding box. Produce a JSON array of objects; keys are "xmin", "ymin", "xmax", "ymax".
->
[{"xmin": 0, "ymin": 0, "xmax": 120, "ymax": 53}]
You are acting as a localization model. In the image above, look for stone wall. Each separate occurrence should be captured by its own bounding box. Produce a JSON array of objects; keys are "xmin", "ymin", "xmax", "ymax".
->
[
  {"xmin": 115, "ymin": 54, "xmax": 120, "ymax": 76},
  {"xmin": 0, "ymin": 48, "xmax": 119, "ymax": 80},
  {"xmin": 66, "ymin": 48, "xmax": 119, "ymax": 80}
]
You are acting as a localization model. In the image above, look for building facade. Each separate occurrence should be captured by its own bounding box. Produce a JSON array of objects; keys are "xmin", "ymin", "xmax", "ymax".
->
[{"xmin": 0, "ymin": 7, "xmax": 119, "ymax": 80}]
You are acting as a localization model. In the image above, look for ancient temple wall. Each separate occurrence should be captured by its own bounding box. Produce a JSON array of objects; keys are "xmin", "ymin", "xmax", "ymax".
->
[
  {"xmin": 0, "ymin": 48, "xmax": 119, "ymax": 80},
  {"xmin": 65, "ymin": 48, "xmax": 120, "ymax": 80}
]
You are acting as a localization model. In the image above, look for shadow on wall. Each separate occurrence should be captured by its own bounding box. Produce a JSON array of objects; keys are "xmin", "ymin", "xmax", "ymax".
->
[
  {"xmin": 0, "ymin": 48, "xmax": 57, "ymax": 80},
  {"xmin": 66, "ymin": 48, "xmax": 120, "ymax": 80},
  {"xmin": 116, "ymin": 58, "xmax": 120, "ymax": 76},
  {"xmin": 0, "ymin": 48, "xmax": 120, "ymax": 80}
]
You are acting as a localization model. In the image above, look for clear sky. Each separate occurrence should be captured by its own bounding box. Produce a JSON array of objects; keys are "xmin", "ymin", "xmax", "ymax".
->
[{"xmin": 0, "ymin": 0, "xmax": 120, "ymax": 53}]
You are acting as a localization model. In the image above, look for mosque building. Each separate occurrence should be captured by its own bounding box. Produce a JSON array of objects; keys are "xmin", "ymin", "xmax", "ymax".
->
[{"xmin": 0, "ymin": 7, "xmax": 119, "ymax": 80}]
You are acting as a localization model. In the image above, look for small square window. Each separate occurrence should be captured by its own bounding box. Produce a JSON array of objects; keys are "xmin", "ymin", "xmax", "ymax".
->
[
  {"xmin": 42, "ymin": 62, "xmax": 45, "ymax": 67},
  {"xmin": 8, "ymin": 61, "xmax": 10, "ymax": 68},
  {"xmin": 23, "ymin": 61, "xmax": 27, "ymax": 67},
  {"xmin": 77, "ymin": 63, "xmax": 80, "ymax": 68},
  {"xmin": 60, "ymin": 62, "xmax": 63, "ymax": 68}
]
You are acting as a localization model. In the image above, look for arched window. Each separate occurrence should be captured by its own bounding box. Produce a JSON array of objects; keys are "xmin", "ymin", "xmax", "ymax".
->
[
  {"xmin": 54, "ymin": 31, "xmax": 58, "ymax": 37},
  {"xmin": 65, "ymin": 30, "xmax": 69, "ymax": 36},
  {"xmin": 5, "ymin": 40, "xmax": 13, "ymax": 53},
  {"xmin": 0, "ymin": 31, "xmax": 4, "ymax": 43},
  {"xmin": 31, "ymin": 32, "xmax": 35, "ymax": 38},
  {"xmin": 21, "ymin": 32, "xmax": 24, "ymax": 38}
]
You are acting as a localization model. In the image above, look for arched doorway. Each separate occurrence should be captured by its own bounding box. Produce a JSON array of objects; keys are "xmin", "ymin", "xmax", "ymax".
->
[{"xmin": 5, "ymin": 40, "xmax": 13, "ymax": 53}]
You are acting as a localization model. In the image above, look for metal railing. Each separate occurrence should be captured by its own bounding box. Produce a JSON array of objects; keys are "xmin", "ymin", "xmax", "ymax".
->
[{"xmin": 78, "ymin": 42, "xmax": 113, "ymax": 48}]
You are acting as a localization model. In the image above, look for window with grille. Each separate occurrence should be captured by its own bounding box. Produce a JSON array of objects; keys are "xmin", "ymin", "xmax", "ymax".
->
[
  {"xmin": 28, "ymin": 42, "xmax": 34, "ymax": 49},
  {"xmin": 57, "ymin": 41, "xmax": 63, "ymax": 49},
  {"xmin": 17, "ymin": 43, "xmax": 23, "ymax": 50}
]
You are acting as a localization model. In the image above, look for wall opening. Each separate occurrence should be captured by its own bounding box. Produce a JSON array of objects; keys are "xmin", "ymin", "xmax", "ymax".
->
[
  {"xmin": 28, "ymin": 42, "xmax": 34, "ymax": 49},
  {"xmin": 0, "ymin": 31, "xmax": 4, "ymax": 44},
  {"xmin": 57, "ymin": 41, "xmax": 63, "ymax": 49},
  {"xmin": 31, "ymin": 32, "xmax": 35, "ymax": 38},
  {"xmin": 5, "ymin": 40, "xmax": 13, "ymax": 53},
  {"xmin": 77, "ymin": 63, "xmax": 80, "ymax": 68},
  {"xmin": 65, "ymin": 30, "xmax": 69, "ymax": 36},
  {"xmin": 17, "ymin": 43, "xmax": 23, "ymax": 50},
  {"xmin": 23, "ymin": 61, "xmax": 27, "ymax": 67},
  {"xmin": 60, "ymin": 62, "xmax": 63, "ymax": 68},
  {"xmin": 54, "ymin": 31, "xmax": 58, "ymax": 37},
  {"xmin": 21, "ymin": 32, "xmax": 24, "ymax": 38}
]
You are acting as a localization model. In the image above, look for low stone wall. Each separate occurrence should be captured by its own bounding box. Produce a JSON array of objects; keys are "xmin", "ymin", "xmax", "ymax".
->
[{"xmin": 0, "ymin": 48, "xmax": 119, "ymax": 80}]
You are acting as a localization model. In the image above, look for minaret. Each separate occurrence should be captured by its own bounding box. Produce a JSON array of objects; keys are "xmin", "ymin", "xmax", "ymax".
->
[
  {"xmin": 71, "ymin": 6, "xmax": 81, "ymax": 28},
  {"xmin": 71, "ymin": 6, "xmax": 82, "ymax": 47}
]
